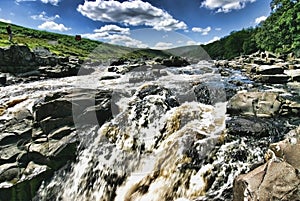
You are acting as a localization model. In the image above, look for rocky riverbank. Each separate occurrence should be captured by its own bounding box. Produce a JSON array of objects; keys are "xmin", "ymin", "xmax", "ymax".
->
[
  {"xmin": 0, "ymin": 45, "xmax": 95, "ymax": 85},
  {"xmin": 214, "ymin": 51, "xmax": 300, "ymax": 200},
  {"xmin": 0, "ymin": 47, "xmax": 299, "ymax": 201}
]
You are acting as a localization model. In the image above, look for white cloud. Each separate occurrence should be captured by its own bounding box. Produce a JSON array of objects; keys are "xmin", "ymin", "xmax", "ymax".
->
[
  {"xmin": 186, "ymin": 40, "xmax": 201, "ymax": 46},
  {"xmin": 31, "ymin": 11, "xmax": 60, "ymax": 21},
  {"xmin": 215, "ymin": 27, "xmax": 222, "ymax": 31},
  {"xmin": 106, "ymin": 34, "xmax": 148, "ymax": 48},
  {"xmin": 154, "ymin": 42, "xmax": 174, "ymax": 50},
  {"xmin": 192, "ymin": 26, "xmax": 211, "ymax": 35},
  {"xmin": 201, "ymin": 0, "xmax": 256, "ymax": 13},
  {"xmin": 77, "ymin": 0, "xmax": 187, "ymax": 31},
  {"xmin": 38, "ymin": 21, "xmax": 71, "ymax": 32},
  {"xmin": 94, "ymin": 25, "xmax": 130, "ymax": 35},
  {"xmin": 0, "ymin": 18, "xmax": 12, "ymax": 23},
  {"xmin": 40, "ymin": 0, "xmax": 60, "ymax": 6},
  {"xmin": 204, "ymin": 36, "xmax": 220, "ymax": 45},
  {"xmin": 255, "ymin": 16, "xmax": 267, "ymax": 24},
  {"xmin": 81, "ymin": 32, "xmax": 109, "ymax": 40}
]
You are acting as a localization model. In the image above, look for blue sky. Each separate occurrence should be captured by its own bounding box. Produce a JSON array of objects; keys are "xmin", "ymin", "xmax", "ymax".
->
[{"xmin": 0, "ymin": 0, "xmax": 272, "ymax": 49}]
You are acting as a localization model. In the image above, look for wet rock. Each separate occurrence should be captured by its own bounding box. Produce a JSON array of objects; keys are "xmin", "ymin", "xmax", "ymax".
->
[
  {"xmin": 254, "ymin": 74, "xmax": 290, "ymax": 84},
  {"xmin": 284, "ymin": 69, "xmax": 300, "ymax": 82},
  {"xmin": 194, "ymin": 82, "xmax": 226, "ymax": 105},
  {"xmin": 227, "ymin": 91, "xmax": 284, "ymax": 117},
  {"xmin": 162, "ymin": 56, "xmax": 190, "ymax": 67},
  {"xmin": 0, "ymin": 88, "xmax": 113, "ymax": 200},
  {"xmin": 0, "ymin": 75, "xmax": 6, "ymax": 86},
  {"xmin": 110, "ymin": 58, "xmax": 127, "ymax": 66},
  {"xmin": 99, "ymin": 75, "xmax": 121, "ymax": 80},
  {"xmin": 256, "ymin": 65, "xmax": 284, "ymax": 75},
  {"xmin": 0, "ymin": 162, "xmax": 52, "ymax": 201},
  {"xmin": 0, "ymin": 162, "xmax": 21, "ymax": 183},
  {"xmin": 226, "ymin": 117, "xmax": 273, "ymax": 138}
]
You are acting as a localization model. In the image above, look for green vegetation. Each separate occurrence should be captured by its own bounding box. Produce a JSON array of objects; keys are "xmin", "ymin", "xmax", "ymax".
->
[
  {"xmin": 202, "ymin": 28, "xmax": 258, "ymax": 60},
  {"xmin": 1, "ymin": 0, "xmax": 298, "ymax": 63},
  {"xmin": 0, "ymin": 21, "xmax": 169, "ymax": 61},
  {"xmin": 255, "ymin": 0, "xmax": 300, "ymax": 55},
  {"xmin": 201, "ymin": 0, "xmax": 300, "ymax": 60}
]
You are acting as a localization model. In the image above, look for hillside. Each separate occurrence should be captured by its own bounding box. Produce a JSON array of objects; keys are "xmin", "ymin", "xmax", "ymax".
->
[{"xmin": 0, "ymin": 22, "xmax": 170, "ymax": 61}]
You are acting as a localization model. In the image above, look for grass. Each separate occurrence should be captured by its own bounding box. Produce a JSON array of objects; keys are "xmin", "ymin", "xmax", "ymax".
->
[{"xmin": 0, "ymin": 21, "xmax": 171, "ymax": 61}]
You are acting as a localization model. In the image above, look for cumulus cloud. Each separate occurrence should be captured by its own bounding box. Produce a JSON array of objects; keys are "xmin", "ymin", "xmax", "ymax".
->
[
  {"xmin": 40, "ymin": 0, "xmax": 60, "ymax": 6},
  {"xmin": 201, "ymin": 0, "xmax": 256, "ymax": 13},
  {"xmin": 106, "ymin": 34, "xmax": 148, "ymax": 48},
  {"xmin": 192, "ymin": 26, "xmax": 211, "ymax": 35},
  {"xmin": 186, "ymin": 40, "xmax": 201, "ymax": 46},
  {"xmin": 0, "ymin": 18, "xmax": 12, "ymax": 23},
  {"xmin": 94, "ymin": 25, "xmax": 130, "ymax": 35},
  {"xmin": 154, "ymin": 42, "xmax": 174, "ymax": 49},
  {"xmin": 38, "ymin": 21, "xmax": 71, "ymax": 32},
  {"xmin": 82, "ymin": 24, "xmax": 147, "ymax": 48},
  {"xmin": 31, "ymin": 11, "xmax": 60, "ymax": 21},
  {"xmin": 255, "ymin": 16, "xmax": 267, "ymax": 24},
  {"xmin": 77, "ymin": 0, "xmax": 187, "ymax": 31},
  {"xmin": 215, "ymin": 27, "xmax": 222, "ymax": 31}
]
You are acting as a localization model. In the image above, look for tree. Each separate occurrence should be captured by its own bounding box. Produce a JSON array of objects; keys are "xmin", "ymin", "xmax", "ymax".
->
[{"xmin": 255, "ymin": 0, "xmax": 300, "ymax": 55}]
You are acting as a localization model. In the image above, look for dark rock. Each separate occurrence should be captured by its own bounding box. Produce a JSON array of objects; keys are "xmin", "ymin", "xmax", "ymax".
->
[
  {"xmin": 256, "ymin": 65, "xmax": 284, "ymax": 75},
  {"xmin": 194, "ymin": 82, "xmax": 226, "ymax": 105},
  {"xmin": 254, "ymin": 74, "xmax": 290, "ymax": 84},
  {"xmin": 226, "ymin": 117, "xmax": 272, "ymax": 138},
  {"xmin": 108, "ymin": 66, "xmax": 118, "ymax": 72},
  {"xmin": 0, "ymin": 75, "xmax": 6, "ymax": 85},
  {"xmin": 110, "ymin": 59, "xmax": 127, "ymax": 66},
  {"xmin": 99, "ymin": 75, "xmax": 121, "ymax": 80},
  {"xmin": 162, "ymin": 56, "xmax": 190, "ymax": 67}
]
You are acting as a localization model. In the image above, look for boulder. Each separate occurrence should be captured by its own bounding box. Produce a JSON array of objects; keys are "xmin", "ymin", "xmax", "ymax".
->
[
  {"xmin": 284, "ymin": 69, "xmax": 300, "ymax": 82},
  {"xmin": 227, "ymin": 91, "xmax": 283, "ymax": 117},
  {"xmin": 233, "ymin": 159, "xmax": 300, "ymax": 201},
  {"xmin": 256, "ymin": 65, "xmax": 284, "ymax": 75},
  {"xmin": 254, "ymin": 74, "xmax": 290, "ymax": 84},
  {"xmin": 162, "ymin": 56, "xmax": 190, "ymax": 67},
  {"xmin": 0, "ymin": 88, "xmax": 113, "ymax": 200},
  {"xmin": 226, "ymin": 117, "xmax": 275, "ymax": 138},
  {"xmin": 233, "ymin": 126, "xmax": 300, "ymax": 201}
]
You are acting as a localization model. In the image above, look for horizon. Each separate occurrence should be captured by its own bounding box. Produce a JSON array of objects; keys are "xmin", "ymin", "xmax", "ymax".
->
[{"xmin": 0, "ymin": 0, "xmax": 272, "ymax": 49}]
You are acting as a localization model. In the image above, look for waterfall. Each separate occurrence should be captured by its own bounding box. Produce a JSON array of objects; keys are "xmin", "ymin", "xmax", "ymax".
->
[{"xmin": 33, "ymin": 61, "xmax": 228, "ymax": 201}]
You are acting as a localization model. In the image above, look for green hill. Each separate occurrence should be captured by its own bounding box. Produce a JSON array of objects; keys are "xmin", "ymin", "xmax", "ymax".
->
[{"xmin": 0, "ymin": 22, "xmax": 170, "ymax": 61}]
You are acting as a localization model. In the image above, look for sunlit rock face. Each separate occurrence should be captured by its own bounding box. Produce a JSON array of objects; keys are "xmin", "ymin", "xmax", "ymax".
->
[{"xmin": 233, "ymin": 126, "xmax": 300, "ymax": 201}]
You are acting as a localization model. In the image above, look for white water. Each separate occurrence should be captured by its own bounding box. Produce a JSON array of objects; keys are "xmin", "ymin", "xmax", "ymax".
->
[{"xmin": 27, "ymin": 61, "xmax": 229, "ymax": 201}]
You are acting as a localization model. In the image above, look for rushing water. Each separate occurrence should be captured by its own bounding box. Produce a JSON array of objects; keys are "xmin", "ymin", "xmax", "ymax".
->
[
  {"xmin": 24, "ymin": 61, "xmax": 230, "ymax": 201},
  {"xmin": 0, "ymin": 60, "xmax": 264, "ymax": 201}
]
